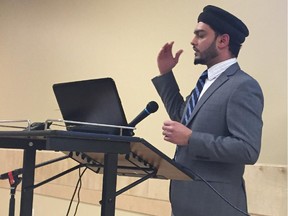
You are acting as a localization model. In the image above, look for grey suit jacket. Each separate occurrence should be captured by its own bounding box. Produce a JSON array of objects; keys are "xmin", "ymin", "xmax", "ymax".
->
[{"xmin": 152, "ymin": 63, "xmax": 264, "ymax": 216}]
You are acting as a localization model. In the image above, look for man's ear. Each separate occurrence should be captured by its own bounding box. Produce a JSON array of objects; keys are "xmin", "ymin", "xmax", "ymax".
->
[{"xmin": 218, "ymin": 34, "xmax": 230, "ymax": 49}]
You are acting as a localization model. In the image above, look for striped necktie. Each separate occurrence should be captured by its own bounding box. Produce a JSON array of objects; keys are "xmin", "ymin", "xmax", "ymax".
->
[{"xmin": 182, "ymin": 71, "xmax": 208, "ymax": 125}]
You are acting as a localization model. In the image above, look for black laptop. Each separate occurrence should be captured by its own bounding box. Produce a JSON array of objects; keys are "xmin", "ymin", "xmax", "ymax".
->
[{"xmin": 53, "ymin": 78, "xmax": 129, "ymax": 135}]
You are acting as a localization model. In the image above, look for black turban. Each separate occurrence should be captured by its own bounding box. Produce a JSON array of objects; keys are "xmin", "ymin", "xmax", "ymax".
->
[{"xmin": 198, "ymin": 5, "xmax": 249, "ymax": 45}]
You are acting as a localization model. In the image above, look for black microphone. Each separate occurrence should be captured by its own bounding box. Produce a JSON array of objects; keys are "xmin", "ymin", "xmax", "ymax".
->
[{"xmin": 128, "ymin": 101, "xmax": 159, "ymax": 127}]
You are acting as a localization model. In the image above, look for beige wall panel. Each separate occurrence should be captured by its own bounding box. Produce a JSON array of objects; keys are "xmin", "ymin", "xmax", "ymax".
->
[{"xmin": 244, "ymin": 164, "xmax": 287, "ymax": 216}]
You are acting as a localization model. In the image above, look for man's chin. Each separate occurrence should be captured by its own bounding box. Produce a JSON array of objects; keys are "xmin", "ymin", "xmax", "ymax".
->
[{"xmin": 194, "ymin": 58, "xmax": 205, "ymax": 65}]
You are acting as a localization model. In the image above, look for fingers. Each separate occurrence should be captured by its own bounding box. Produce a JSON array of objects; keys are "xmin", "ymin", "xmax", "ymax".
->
[
  {"xmin": 159, "ymin": 41, "xmax": 173, "ymax": 55},
  {"xmin": 161, "ymin": 120, "xmax": 191, "ymax": 145},
  {"xmin": 162, "ymin": 120, "xmax": 172, "ymax": 130},
  {"xmin": 157, "ymin": 42, "xmax": 183, "ymax": 74},
  {"xmin": 175, "ymin": 49, "xmax": 184, "ymax": 62},
  {"xmin": 160, "ymin": 41, "xmax": 183, "ymax": 58},
  {"xmin": 162, "ymin": 120, "xmax": 174, "ymax": 139},
  {"xmin": 162, "ymin": 127, "xmax": 172, "ymax": 142}
]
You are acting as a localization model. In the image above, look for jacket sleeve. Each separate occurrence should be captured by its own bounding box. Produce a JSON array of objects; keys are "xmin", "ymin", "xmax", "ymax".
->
[{"xmin": 152, "ymin": 71, "xmax": 186, "ymax": 122}]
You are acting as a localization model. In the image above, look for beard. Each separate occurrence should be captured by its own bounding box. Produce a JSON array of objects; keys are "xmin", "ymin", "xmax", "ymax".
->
[{"xmin": 194, "ymin": 39, "xmax": 218, "ymax": 65}]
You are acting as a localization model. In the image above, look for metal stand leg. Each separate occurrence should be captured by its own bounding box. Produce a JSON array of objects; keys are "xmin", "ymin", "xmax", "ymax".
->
[
  {"xmin": 20, "ymin": 146, "xmax": 36, "ymax": 216},
  {"xmin": 101, "ymin": 153, "xmax": 118, "ymax": 216}
]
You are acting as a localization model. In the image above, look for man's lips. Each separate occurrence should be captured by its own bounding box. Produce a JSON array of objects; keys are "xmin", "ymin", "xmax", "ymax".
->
[{"xmin": 193, "ymin": 47, "xmax": 199, "ymax": 55}]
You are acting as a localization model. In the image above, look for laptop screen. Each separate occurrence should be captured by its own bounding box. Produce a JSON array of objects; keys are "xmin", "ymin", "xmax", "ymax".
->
[{"xmin": 53, "ymin": 78, "xmax": 128, "ymax": 135}]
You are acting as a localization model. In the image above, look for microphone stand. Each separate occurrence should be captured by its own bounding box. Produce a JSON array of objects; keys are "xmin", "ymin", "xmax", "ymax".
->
[
  {"xmin": 0, "ymin": 154, "xmax": 76, "ymax": 216},
  {"xmin": 8, "ymin": 173, "xmax": 22, "ymax": 216}
]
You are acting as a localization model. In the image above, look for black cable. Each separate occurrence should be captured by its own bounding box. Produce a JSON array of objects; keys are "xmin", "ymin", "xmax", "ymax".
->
[
  {"xmin": 73, "ymin": 167, "xmax": 85, "ymax": 216},
  {"xmin": 182, "ymin": 166, "xmax": 250, "ymax": 216},
  {"xmin": 65, "ymin": 167, "xmax": 87, "ymax": 216}
]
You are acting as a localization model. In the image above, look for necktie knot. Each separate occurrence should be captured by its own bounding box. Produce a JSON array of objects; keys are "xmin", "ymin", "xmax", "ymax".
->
[{"xmin": 200, "ymin": 70, "xmax": 208, "ymax": 82}]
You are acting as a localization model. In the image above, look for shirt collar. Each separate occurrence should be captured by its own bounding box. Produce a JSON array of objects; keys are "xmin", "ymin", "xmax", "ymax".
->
[{"xmin": 207, "ymin": 58, "xmax": 237, "ymax": 80}]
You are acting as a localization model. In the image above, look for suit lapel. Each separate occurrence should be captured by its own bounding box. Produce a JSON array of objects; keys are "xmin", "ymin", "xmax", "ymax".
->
[{"xmin": 186, "ymin": 63, "xmax": 240, "ymax": 125}]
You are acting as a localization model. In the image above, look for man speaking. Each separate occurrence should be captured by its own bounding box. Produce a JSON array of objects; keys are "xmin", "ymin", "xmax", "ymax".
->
[{"xmin": 152, "ymin": 5, "xmax": 264, "ymax": 216}]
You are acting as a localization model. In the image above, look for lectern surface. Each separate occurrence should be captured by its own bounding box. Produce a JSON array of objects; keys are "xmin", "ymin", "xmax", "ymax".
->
[{"xmin": 0, "ymin": 130, "xmax": 193, "ymax": 181}]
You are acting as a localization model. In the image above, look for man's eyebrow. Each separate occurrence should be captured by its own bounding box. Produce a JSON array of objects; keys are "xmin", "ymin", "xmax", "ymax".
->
[{"xmin": 194, "ymin": 29, "xmax": 206, "ymax": 35}]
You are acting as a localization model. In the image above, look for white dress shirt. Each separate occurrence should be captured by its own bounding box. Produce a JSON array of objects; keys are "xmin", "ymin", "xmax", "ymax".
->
[{"xmin": 199, "ymin": 58, "xmax": 237, "ymax": 99}]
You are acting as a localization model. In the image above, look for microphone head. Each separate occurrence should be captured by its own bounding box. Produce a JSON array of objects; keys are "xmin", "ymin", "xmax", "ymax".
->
[{"xmin": 146, "ymin": 101, "xmax": 159, "ymax": 113}]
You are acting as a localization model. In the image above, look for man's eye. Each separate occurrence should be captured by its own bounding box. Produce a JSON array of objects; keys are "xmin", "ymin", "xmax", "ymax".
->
[{"xmin": 198, "ymin": 33, "xmax": 205, "ymax": 38}]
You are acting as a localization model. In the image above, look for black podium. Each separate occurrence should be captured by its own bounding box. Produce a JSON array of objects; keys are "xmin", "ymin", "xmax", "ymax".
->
[{"xmin": 0, "ymin": 130, "xmax": 193, "ymax": 216}]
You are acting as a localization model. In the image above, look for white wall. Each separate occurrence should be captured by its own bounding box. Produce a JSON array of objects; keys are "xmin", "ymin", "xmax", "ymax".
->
[
  {"xmin": 0, "ymin": 0, "xmax": 287, "ymax": 164},
  {"xmin": 0, "ymin": 0, "xmax": 286, "ymax": 164}
]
